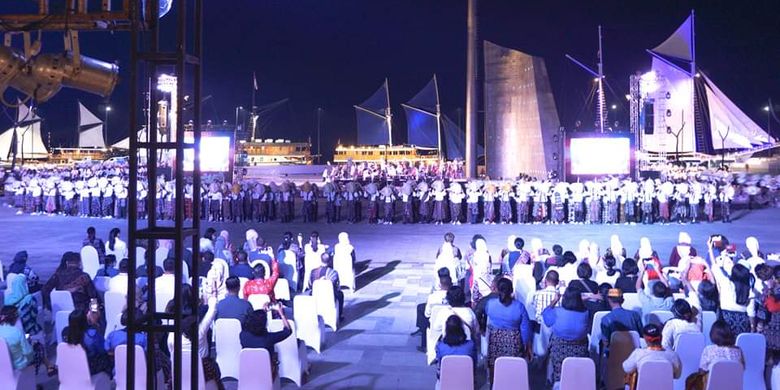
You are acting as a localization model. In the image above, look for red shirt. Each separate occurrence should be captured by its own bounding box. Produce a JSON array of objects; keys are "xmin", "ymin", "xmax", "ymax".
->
[{"xmin": 243, "ymin": 260, "xmax": 280, "ymax": 301}]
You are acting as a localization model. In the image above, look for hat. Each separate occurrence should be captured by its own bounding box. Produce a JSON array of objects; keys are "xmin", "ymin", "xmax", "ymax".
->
[
  {"xmin": 678, "ymin": 232, "xmax": 692, "ymax": 245},
  {"xmin": 607, "ymin": 288, "xmax": 623, "ymax": 298}
]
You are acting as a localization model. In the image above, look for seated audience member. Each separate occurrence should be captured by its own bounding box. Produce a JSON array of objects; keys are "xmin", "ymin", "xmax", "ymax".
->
[
  {"xmin": 42, "ymin": 251, "xmax": 99, "ymax": 312},
  {"xmin": 434, "ymin": 241, "xmax": 460, "ymax": 287},
  {"xmin": 662, "ymin": 299, "xmax": 701, "ymax": 350},
  {"xmin": 502, "ymin": 236, "xmax": 529, "ymax": 273},
  {"xmin": 601, "ymin": 289, "xmax": 643, "ymax": 344},
  {"xmin": 532, "ymin": 270, "xmax": 560, "ymax": 324},
  {"xmin": 213, "ymin": 230, "xmax": 232, "ymax": 261},
  {"xmin": 434, "ymin": 315, "xmax": 476, "ymax": 377},
  {"xmin": 484, "ymin": 278, "xmax": 532, "ymax": 382},
  {"xmin": 622, "ymin": 324, "xmax": 682, "ymax": 387},
  {"xmin": 96, "ymin": 254, "xmax": 119, "ymax": 277},
  {"xmin": 595, "ymin": 253, "xmax": 621, "ymax": 287},
  {"xmin": 614, "ymin": 259, "xmax": 640, "ymax": 293},
  {"xmin": 105, "ymin": 310, "xmax": 148, "ymax": 354},
  {"xmin": 708, "ymin": 238, "xmax": 754, "ymax": 335},
  {"xmin": 6, "ymin": 250, "xmax": 41, "ymax": 293},
  {"xmin": 82, "ymin": 226, "xmax": 107, "ymax": 262},
  {"xmin": 63, "ymin": 309, "xmax": 113, "ymax": 376},
  {"xmin": 216, "ymin": 276, "xmax": 253, "ymax": 323},
  {"xmin": 136, "ymin": 250, "xmax": 164, "ymax": 279},
  {"xmin": 204, "ymin": 251, "xmax": 229, "ymax": 301},
  {"xmin": 155, "ymin": 258, "xmax": 177, "ymax": 298},
  {"xmin": 556, "ymin": 251, "xmax": 579, "ymax": 286},
  {"xmin": 108, "ymin": 259, "xmax": 130, "ymax": 295},
  {"xmin": 412, "ymin": 268, "xmax": 451, "ymax": 338},
  {"xmin": 105, "ymin": 228, "xmax": 128, "ymax": 260},
  {"xmin": 668, "ymin": 232, "xmax": 697, "ymax": 267},
  {"xmin": 239, "ymin": 305, "xmax": 292, "ymax": 378},
  {"xmin": 568, "ymin": 263, "xmax": 604, "ymax": 319},
  {"xmin": 0, "ymin": 305, "xmax": 34, "ymax": 370},
  {"xmin": 308, "ymin": 253, "xmax": 345, "ymax": 321},
  {"xmin": 686, "ymin": 320, "xmax": 745, "ymax": 390},
  {"xmin": 543, "ymin": 286, "xmax": 590, "ymax": 383},
  {"xmin": 168, "ymin": 297, "xmax": 222, "ymax": 389},
  {"xmin": 692, "ymin": 279, "xmax": 720, "ymax": 312},
  {"xmin": 474, "ymin": 276, "xmax": 502, "ymax": 334},
  {"xmin": 4, "ymin": 274, "xmax": 56, "ymax": 375},
  {"xmin": 229, "ymin": 250, "xmax": 255, "ymax": 279},
  {"xmin": 637, "ymin": 264, "xmax": 674, "ymax": 318},
  {"xmin": 199, "ymin": 250, "xmax": 215, "ymax": 278},
  {"xmin": 243, "ymin": 257, "xmax": 281, "ymax": 301},
  {"xmin": 431, "ymin": 286, "xmax": 478, "ymax": 340}
]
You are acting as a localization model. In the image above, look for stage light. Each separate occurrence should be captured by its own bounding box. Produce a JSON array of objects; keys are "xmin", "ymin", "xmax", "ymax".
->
[
  {"xmin": 764, "ymin": 106, "xmax": 771, "ymax": 112},
  {"xmin": 625, "ymin": 94, "xmax": 631, "ymax": 101},
  {"xmin": 0, "ymin": 47, "xmax": 24, "ymax": 92},
  {"xmin": 610, "ymin": 104, "xmax": 617, "ymax": 110}
]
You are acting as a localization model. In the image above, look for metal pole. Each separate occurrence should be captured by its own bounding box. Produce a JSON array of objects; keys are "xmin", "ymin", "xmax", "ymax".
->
[
  {"xmin": 465, "ymin": 0, "xmax": 478, "ymax": 178},
  {"xmin": 597, "ymin": 25, "xmax": 605, "ymax": 133},
  {"xmin": 317, "ymin": 108, "xmax": 322, "ymax": 164},
  {"xmin": 434, "ymin": 74, "xmax": 443, "ymax": 161}
]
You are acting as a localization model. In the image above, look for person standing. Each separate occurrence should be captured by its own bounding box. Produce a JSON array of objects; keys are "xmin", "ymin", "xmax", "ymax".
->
[{"xmin": 484, "ymin": 278, "xmax": 531, "ymax": 382}]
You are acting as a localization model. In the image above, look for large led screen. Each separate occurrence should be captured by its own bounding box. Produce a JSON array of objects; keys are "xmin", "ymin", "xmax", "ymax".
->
[
  {"xmin": 183, "ymin": 134, "xmax": 231, "ymax": 172},
  {"xmin": 569, "ymin": 137, "xmax": 631, "ymax": 175}
]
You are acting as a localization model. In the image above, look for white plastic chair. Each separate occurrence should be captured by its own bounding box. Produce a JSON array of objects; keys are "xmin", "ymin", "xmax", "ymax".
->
[
  {"xmin": 736, "ymin": 333, "xmax": 766, "ymax": 390},
  {"xmin": 238, "ymin": 277, "xmax": 249, "ymax": 299},
  {"xmin": 674, "ymin": 332, "xmax": 705, "ymax": 390},
  {"xmin": 268, "ymin": 319, "xmax": 306, "ymax": 387},
  {"xmin": 214, "ymin": 318, "xmax": 242, "ymax": 380},
  {"xmin": 248, "ymin": 294, "xmax": 271, "ymax": 311},
  {"xmin": 105, "ymin": 313, "xmax": 123, "ymax": 342},
  {"xmin": 439, "ymin": 355, "xmax": 474, "ymax": 390},
  {"xmin": 605, "ymin": 331, "xmax": 640, "ymax": 390},
  {"xmin": 178, "ymin": 350, "xmax": 208, "ymax": 390},
  {"xmin": 636, "ymin": 360, "xmax": 673, "ymax": 390},
  {"xmin": 702, "ymin": 311, "xmax": 717, "ymax": 344},
  {"xmin": 293, "ymin": 295, "xmax": 323, "ymax": 353},
  {"xmin": 621, "ymin": 293, "xmax": 642, "ymax": 313},
  {"xmin": 155, "ymin": 247, "xmax": 168, "ymax": 270},
  {"xmin": 280, "ymin": 249, "xmax": 298, "ymax": 291},
  {"xmin": 706, "ymin": 360, "xmax": 743, "ymax": 390},
  {"xmin": 427, "ymin": 305, "xmax": 449, "ymax": 365},
  {"xmin": 57, "ymin": 342, "xmax": 109, "ymax": 390},
  {"xmin": 333, "ymin": 246, "xmax": 355, "ymax": 292},
  {"xmin": 558, "ymin": 357, "xmax": 596, "ymax": 390},
  {"xmin": 155, "ymin": 291, "xmax": 174, "ymax": 314},
  {"xmin": 93, "ymin": 276, "xmax": 111, "ymax": 293},
  {"xmin": 771, "ymin": 364, "xmax": 780, "ymax": 390},
  {"xmin": 0, "ymin": 338, "xmax": 31, "ymax": 390},
  {"xmin": 136, "ymin": 247, "xmax": 147, "ymax": 267},
  {"xmin": 50, "ymin": 290, "xmax": 75, "ymax": 315},
  {"xmin": 115, "ymin": 344, "xmax": 146, "ymax": 390},
  {"xmin": 238, "ymin": 348, "xmax": 278, "ymax": 390},
  {"xmin": 513, "ymin": 275, "xmax": 536, "ymax": 305},
  {"xmin": 274, "ymin": 278, "xmax": 291, "ymax": 302},
  {"xmin": 312, "ymin": 279, "xmax": 339, "ymax": 331},
  {"xmin": 80, "ymin": 246, "xmax": 100, "ymax": 280},
  {"xmin": 302, "ymin": 250, "xmax": 322, "ymax": 291},
  {"xmin": 588, "ymin": 311, "xmax": 609, "ymax": 358},
  {"xmin": 492, "ymin": 356, "xmax": 528, "ymax": 390},
  {"xmin": 55, "ymin": 310, "xmax": 71, "ymax": 344},
  {"xmin": 104, "ymin": 291, "xmax": 127, "ymax": 337},
  {"xmin": 646, "ymin": 310, "xmax": 674, "ymax": 326}
]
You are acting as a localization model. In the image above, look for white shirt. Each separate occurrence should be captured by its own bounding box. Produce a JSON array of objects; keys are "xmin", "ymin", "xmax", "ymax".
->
[
  {"xmin": 661, "ymin": 318, "xmax": 702, "ymax": 351},
  {"xmin": 108, "ymin": 273, "xmax": 129, "ymax": 296},
  {"xmin": 712, "ymin": 261, "xmax": 755, "ymax": 316},
  {"xmin": 425, "ymin": 289, "xmax": 448, "ymax": 318},
  {"xmin": 155, "ymin": 274, "xmax": 176, "ymax": 298},
  {"xmin": 622, "ymin": 348, "xmax": 682, "ymax": 379},
  {"xmin": 105, "ymin": 238, "xmax": 128, "ymax": 260},
  {"xmin": 431, "ymin": 306, "xmax": 478, "ymax": 340},
  {"xmin": 167, "ymin": 300, "xmax": 216, "ymax": 358}
]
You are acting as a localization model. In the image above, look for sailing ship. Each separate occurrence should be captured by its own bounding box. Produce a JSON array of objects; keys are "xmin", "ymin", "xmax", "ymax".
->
[
  {"xmin": 49, "ymin": 102, "xmax": 110, "ymax": 163},
  {"xmin": 337, "ymin": 77, "xmax": 474, "ymax": 163},
  {"xmin": 0, "ymin": 102, "xmax": 49, "ymax": 163},
  {"xmin": 636, "ymin": 11, "xmax": 774, "ymax": 163}
]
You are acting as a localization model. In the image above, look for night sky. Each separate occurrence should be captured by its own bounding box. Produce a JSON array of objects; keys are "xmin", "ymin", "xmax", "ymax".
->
[{"xmin": 2, "ymin": 0, "xmax": 779, "ymax": 160}]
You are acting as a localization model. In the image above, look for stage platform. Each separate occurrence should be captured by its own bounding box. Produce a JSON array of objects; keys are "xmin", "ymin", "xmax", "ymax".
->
[{"xmin": 3, "ymin": 205, "xmax": 779, "ymax": 389}]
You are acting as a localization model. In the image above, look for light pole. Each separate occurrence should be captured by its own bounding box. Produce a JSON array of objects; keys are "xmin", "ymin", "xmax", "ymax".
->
[
  {"xmin": 234, "ymin": 106, "xmax": 243, "ymax": 142},
  {"xmin": 105, "ymin": 105, "xmax": 111, "ymax": 147},
  {"xmin": 316, "ymin": 108, "xmax": 323, "ymax": 164},
  {"xmin": 764, "ymin": 105, "xmax": 771, "ymax": 136}
]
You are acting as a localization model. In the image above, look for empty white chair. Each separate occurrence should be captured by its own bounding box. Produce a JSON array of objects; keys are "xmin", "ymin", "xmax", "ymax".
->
[
  {"xmin": 136, "ymin": 247, "xmax": 147, "ymax": 267},
  {"xmin": 736, "ymin": 333, "xmax": 766, "ymax": 390},
  {"xmin": 104, "ymin": 291, "xmax": 127, "ymax": 337},
  {"xmin": 155, "ymin": 291, "xmax": 174, "ymax": 314},
  {"xmin": 588, "ymin": 311, "xmax": 610, "ymax": 357},
  {"xmin": 636, "ymin": 360, "xmax": 673, "ymax": 390},
  {"xmin": 93, "ymin": 276, "xmax": 111, "ymax": 293},
  {"xmin": 646, "ymin": 310, "xmax": 674, "ymax": 326},
  {"xmin": 706, "ymin": 360, "xmax": 743, "ymax": 390},
  {"xmin": 178, "ymin": 350, "xmax": 208, "ymax": 390},
  {"xmin": 558, "ymin": 357, "xmax": 596, "ymax": 390},
  {"xmin": 702, "ymin": 311, "xmax": 717, "ymax": 344},
  {"xmin": 605, "ymin": 331, "xmax": 640, "ymax": 390},
  {"xmin": 268, "ymin": 319, "xmax": 306, "ymax": 387},
  {"xmin": 0, "ymin": 338, "xmax": 33, "ymax": 390},
  {"xmin": 293, "ymin": 295, "xmax": 323, "ymax": 353},
  {"xmin": 50, "ymin": 290, "xmax": 75, "ymax": 315},
  {"xmin": 115, "ymin": 344, "xmax": 146, "ymax": 390},
  {"xmin": 280, "ymin": 249, "xmax": 298, "ymax": 290},
  {"xmin": 55, "ymin": 310, "xmax": 70, "ymax": 344},
  {"xmin": 621, "ymin": 293, "xmax": 642, "ymax": 313},
  {"xmin": 312, "ymin": 279, "xmax": 339, "ymax": 331},
  {"xmin": 274, "ymin": 278, "xmax": 291, "ymax": 302},
  {"xmin": 238, "ymin": 348, "xmax": 278, "ymax": 390},
  {"xmin": 238, "ymin": 277, "xmax": 249, "ymax": 299},
  {"xmin": 80, "ymin": 246, "xmax": 100, "ymax": 280},
  {"xmin": 439, "ymin": 355, "xmax": 474, "ymax": 390},
  {"xmin": 332, "ymin": 247, "xmax": 355, "ymax": 292},
  {"xmin": 214, "ymin": 319, "xmax": 242, "ymax": 380},
  {"xmin": 57, "ymin": 342, "xmax": 109, "ymax": 390},
  {"xmin": 492, "ymin": 356, "xmax": 528, "ymax": 390},
  {"xmin": 155, "ymin": 247, "xmax": 168, "ymax": 270},
  {"xmin": 248, "ymin": 294, "xmax": 271, "ymax": 311},
  {"xmin": 674, "ymin": 332, "xmax": 705, "ymax": 390}
]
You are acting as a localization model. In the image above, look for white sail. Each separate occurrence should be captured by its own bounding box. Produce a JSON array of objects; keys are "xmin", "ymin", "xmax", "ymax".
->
[
  {"xmin": 14, "ymin": 121, "xmax": 49, "ymax": 159},
  {"xmin": 704, "ymin": 75, "xmax": 772, "ymax": 149},
  {"xmin": 78, "ymin": 102, "xmax": 106, "ymax": 148},
  {"xmin": 652, "ymin": 15, "xmax": 694, "ymax": 63},
  {"xmin": 0, "ymin": 128, "xmax": 14, "ymax": 161},
  {"xmin": 17, "ymin": 102, "xmax": 41, "ymax": 123},
  {"xmin": 111, "ymin": 127, "xmax": 148, "ymax": 150}
]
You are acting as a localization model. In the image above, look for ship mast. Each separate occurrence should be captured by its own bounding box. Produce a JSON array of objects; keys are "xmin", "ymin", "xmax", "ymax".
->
[{"xmin": 566, "ymin": 25, "xmax": 608, "ymax": 133}]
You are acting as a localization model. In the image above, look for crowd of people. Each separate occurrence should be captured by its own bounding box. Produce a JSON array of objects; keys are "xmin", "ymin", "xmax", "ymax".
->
[
  {"xmin": 323, "ymin": 160, "xmax": 466, "ymax": 182},
  {"xmin": 412, "ymin": 230, "xmax": 778, "ymax": 388},
  {"xmin": 3, "ymin": 160, "xmax": 779, "ymax": 226},
  {"xmin": 0, "ymin": 225, "xmax": 356, "ymax": 389}
]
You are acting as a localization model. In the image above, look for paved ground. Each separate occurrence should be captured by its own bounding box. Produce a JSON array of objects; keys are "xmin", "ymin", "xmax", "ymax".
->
[{"xmin": 2, "ymin": 204, "xmax": 779, "ymax": 389}]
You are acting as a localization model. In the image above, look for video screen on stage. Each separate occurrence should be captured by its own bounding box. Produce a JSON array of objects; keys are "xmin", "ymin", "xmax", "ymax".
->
[
  {"xmin": 569, "ymin": 137, "xmax": 631, "ymax": 175},
  {"xmin": 183, "ymin": 133, "xmax": 232, "ymax": 172}
]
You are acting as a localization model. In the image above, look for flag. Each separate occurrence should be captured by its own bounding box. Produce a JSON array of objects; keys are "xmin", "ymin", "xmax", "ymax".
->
[{"xmin": 253, "ymin": 72, "xmax": 258, "ymax": 91}]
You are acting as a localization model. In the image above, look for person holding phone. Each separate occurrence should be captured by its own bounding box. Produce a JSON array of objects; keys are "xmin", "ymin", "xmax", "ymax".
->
[{"xmin": 637, "ymin": 263, "xmax": 674, "ymax": 319}]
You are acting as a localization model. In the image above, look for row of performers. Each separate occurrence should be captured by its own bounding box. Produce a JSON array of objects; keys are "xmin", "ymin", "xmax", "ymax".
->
[{"xmin": 5, "ymin": 178, "xmax": 738, "ymax": 224}]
